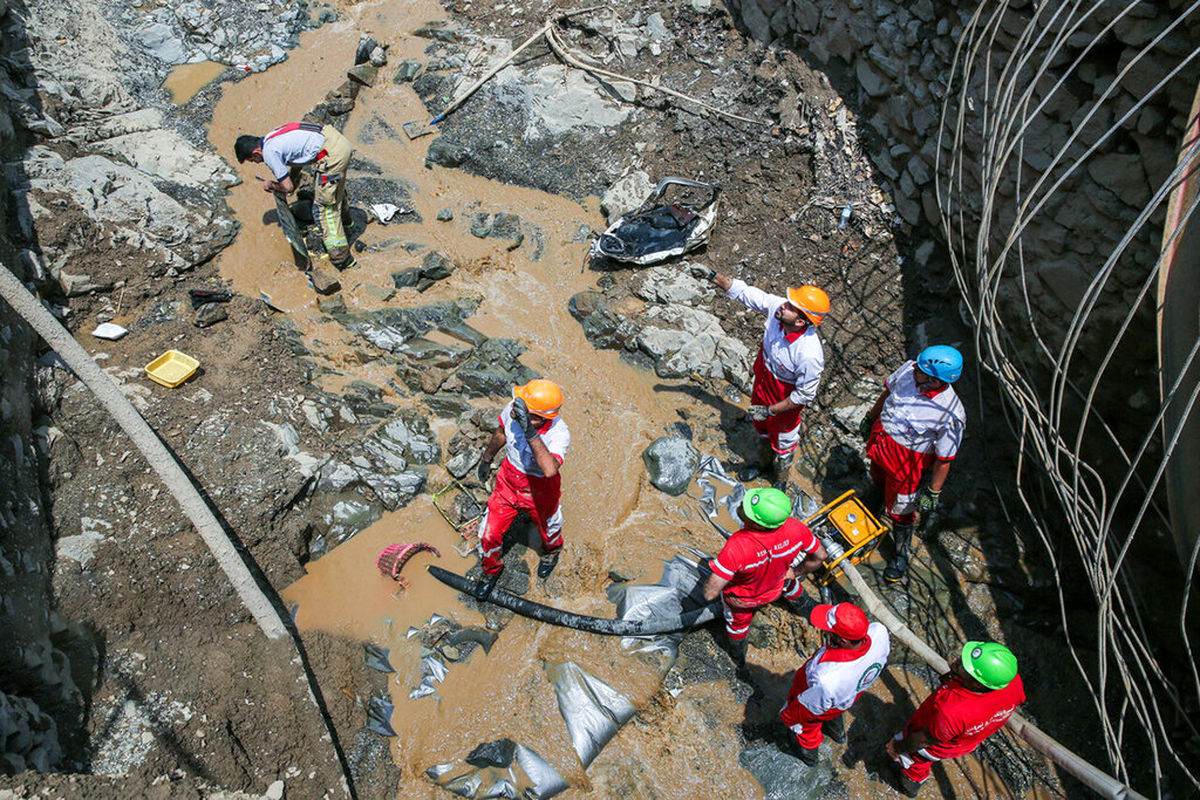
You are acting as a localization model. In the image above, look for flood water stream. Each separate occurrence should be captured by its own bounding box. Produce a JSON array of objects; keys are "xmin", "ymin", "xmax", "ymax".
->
[{"xmin": 199, "ymin": 2, "xmax": 1049, "ymax": 798}]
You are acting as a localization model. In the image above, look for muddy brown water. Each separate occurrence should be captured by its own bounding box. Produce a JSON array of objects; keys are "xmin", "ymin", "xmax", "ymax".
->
[
  {"xmin": 200, "ymin": 4, "xmax": 1052, "ymax": 798},
  {"xmin": 163, "ymin": 61, "xmax": 229, "ymax": 105}
]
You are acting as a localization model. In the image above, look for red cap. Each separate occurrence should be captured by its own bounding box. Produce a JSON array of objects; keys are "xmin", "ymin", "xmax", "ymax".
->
[{"xmin": 809, "ymin": 602, "xmax": 869, "ymax": 640}]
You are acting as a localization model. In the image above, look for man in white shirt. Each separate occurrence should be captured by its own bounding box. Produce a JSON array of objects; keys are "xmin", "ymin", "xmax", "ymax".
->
[
  {"xmin": 858, "ymin": 346, "xmax": 966, "ymax": 582},
  {"xmin": 475, "ymin": 380, "xmax": 570, "ymax": 596},
  {"xmin": 781, "ymin": 602, "xmax": 890, "ymax": 765},
  {"xmin": 235, "ymin": 121, "xmax": 356, "ymax": 269},
  {"xmin": 692, "ymin": 266, "xmax": 829, "ymax": 488}
]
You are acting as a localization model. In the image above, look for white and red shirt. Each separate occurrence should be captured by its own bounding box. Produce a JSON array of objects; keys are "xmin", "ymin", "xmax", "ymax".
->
[
  {"xmin": 905, "ymin": 673, "xmax": 1025, "ymax": 760},
  {"xmin": 879, "ymin": 360, "xmax": 965, "ymax": 460},
  {"xmin": 261, "ymin": 122, "xmax": 327, "ymax": 180},
  {"xmin": 726, "ymin": 280, "xmax": 824, "ymax": 405},
  {"xmin": 782, "ymin": 622, "xmax": 891, "ymax": 722},
  {"xmin": 710, "ymin": 518, "xmax": 819, "ymax": 606},
  {"xmin": 499, "ymin": 400, "xmax": 569, "ymax": 478}
]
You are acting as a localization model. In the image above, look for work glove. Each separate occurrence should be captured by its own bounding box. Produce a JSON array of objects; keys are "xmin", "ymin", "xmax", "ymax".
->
[
  {"xmin": 511, "ymin": 398, "xmax": 540, "ymax": 439},
  {"xmin": 747, "ymin": 404, "xmax": 771, "ymax": 422},
  {"xmin": 688, "ymin": 264, "xmax": 717, "ymax": 282},
  {"xmin": 476, "ymin": 452, "xmax": 492, "ymax": 485},
  {"xmin": 915, "ymin": 487, "xmax": 941, "ymax": 514},
  {"xmin": 858, "ymin": 416, "xmax": 875, "ymax": 440}
]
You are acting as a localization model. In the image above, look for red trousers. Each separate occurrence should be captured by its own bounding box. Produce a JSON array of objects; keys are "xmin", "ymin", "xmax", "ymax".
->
[
  {"xmin": 751, "ymin": 349, "xmax": 803, "ymax": 454},
  {"xmin": 866, "ymin": 422, "xmax": 934, "ymax": 525},
  {"xmin": 781, "ymin": 703, "xmax": 844, "ymax": 749},
  {"xmin": 721, "ymin": 579, "xmax": 804, "ymax": 640},
  {"xmin": 479, "ymin": 460, "xmax": 563, "ymax": 575}
]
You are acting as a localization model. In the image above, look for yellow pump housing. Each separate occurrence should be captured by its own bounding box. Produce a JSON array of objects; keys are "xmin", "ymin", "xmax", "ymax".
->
[{"xmin": 800, "ymin": 490, "xmax": 890, "ymax": 586}]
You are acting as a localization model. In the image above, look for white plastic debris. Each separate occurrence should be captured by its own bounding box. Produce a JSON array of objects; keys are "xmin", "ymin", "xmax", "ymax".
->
[
  {"xmin": 369, "ymin": 203, "xmax": 406, "ymax": 223},
  {"xmin": 91, "ymin": 323, "xmax": 128, "ymax": 340}
]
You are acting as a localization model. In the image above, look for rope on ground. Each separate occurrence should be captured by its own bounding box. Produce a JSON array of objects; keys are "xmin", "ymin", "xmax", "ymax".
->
[
  {"xmin": 0, "ymin": 262, "xmax": 356, "ymax": 798},
  {"xmin": 838, "ymin": 561, "xmax": 1149, "ymax": 800}
]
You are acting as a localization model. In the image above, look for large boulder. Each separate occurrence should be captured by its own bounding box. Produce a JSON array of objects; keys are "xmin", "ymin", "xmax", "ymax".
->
[{"xmin": 642, "ymin": 437, "xmax": 700, "ymax": 496}]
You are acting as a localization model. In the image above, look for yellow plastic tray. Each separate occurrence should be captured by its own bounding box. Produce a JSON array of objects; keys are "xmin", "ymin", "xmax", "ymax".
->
[{"xmin": 145, "ymin": 349, "xmax": 200, "ymax": 388}]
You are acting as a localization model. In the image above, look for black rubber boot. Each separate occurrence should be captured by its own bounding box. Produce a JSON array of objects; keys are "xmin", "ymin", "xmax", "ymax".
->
[
  {"xmin": 772, "ymin": 451, "xmax": 795, "ymax": 491},
  {"xmin": 822, "ymin": 714, "xmax": 846, "ymax": 744},
  {"xmin": 787, "ymin": 735, "xmax": 820, "ymax": 766},
  {"xmin": 891, "ymin": 763, "xmax": 923, "ymax": 797},
  {"xmin": 727, "ymin": 636, "xmax": 748, "ymax": 670},
  {"xmin": 478, "ymin": 567, "xmax": 504, "ymax": 599},
  {"xmin": 884, "ymin": 523, "xmax": 915, "ymax": 583},
  {"xmin": 738, "ymin": 440, "xmax": 774, "ymax": 482},
  {"xmin": 786, "ymin": 588, "xmax": 819, "ymax": 617},
  {"xmin": 537, "ymin": 551, "xmax": 559, "ymax": 579}
]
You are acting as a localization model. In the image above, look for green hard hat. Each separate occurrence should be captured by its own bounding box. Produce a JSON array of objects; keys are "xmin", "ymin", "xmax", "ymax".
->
[
  {"xmin": 741, "ymin": 488, "xmax": 792, "ymax": 529},
  {"xmin": 961, "ymin": 641, "xmax": 1018, "ymax": 690}
]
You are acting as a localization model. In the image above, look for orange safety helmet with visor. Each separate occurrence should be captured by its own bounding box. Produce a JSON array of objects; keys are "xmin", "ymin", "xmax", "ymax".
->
[
  {"xmin": 786, "ymin": 285, "xmax": 831, "ymax": 327},
  {"xmin": 513, "ymin": 379, "xmax": 564, "ymax": 419}
]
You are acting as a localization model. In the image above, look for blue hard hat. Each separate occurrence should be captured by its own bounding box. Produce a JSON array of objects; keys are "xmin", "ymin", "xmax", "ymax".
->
[{"xmin": 916, "ymin": 345, "xmax": 963, "ymax": 383}]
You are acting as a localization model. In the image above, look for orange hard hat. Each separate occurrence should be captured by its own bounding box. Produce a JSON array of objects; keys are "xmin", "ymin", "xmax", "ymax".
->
[
  {"xmin": 513, "ymin": 379, "xmax": 563, "ymax": 419},
  {"xmin": 786, "ymin": 285, "xmax": 830, "ymax": 326}
]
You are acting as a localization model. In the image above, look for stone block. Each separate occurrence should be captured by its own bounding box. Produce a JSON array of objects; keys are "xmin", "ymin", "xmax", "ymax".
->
[
  {"xmin": 1037, "ymin": 260, "xmax": 1093, "ymax": 309},
  {"xmin": 739, "ymin": 0, "xmax": 772, "ymax": 42},
  {"xmin": 1086, "ymin": 152, "xmax": 1149, "ymax": 210},
  {"xmin": 907, "ymin": 155, "xmax": 931, "ymax": 186},
  {"xmin": 856, "ymin": 59, "xmax": 891, "ymax": 97}
]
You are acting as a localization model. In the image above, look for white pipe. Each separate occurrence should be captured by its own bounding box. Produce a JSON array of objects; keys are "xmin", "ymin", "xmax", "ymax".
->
[
  {"xmin": 0, "ymin": 263, "xmax": 289, "ymax": 639},
  {"xmin": 1, "ymin": 263, "xmax": 357, "ymax": 796},
  {"xmin": 839, "ymin": 562, "xmax": 1149, "ymax": 800}
]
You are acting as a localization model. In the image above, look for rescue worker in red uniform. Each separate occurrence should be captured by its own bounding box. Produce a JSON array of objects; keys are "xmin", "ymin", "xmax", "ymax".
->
[
  {"xmin": 234, "ymin": 122, "xmax": 356, "ymax": 269},
  {"xmin": 475, "ymin": 380, "xmax": 569, "ymax": 597},
  {"xmin": 702, "ymin": 488, "xmax": 827, "ymax": 671},
  {"xmin": 886, "ymin": 642, "xmax": 1024, "ymax": 797},
  {"xmin": 780, "ymin": 602, "xmax": 890, "ymax": 765},
  {"xmin": 692, "ymin": 266, "xmax": 829, "ymax": 489},
  {"xmin": 859, "ymin": 345, "xmax": 965, "ymax": 581}
]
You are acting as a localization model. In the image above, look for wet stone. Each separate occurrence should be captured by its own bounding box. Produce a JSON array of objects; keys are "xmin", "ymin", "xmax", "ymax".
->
[
  {"xmin": 642, "ymin": 436, "xmax": 700, "ymax": 496},
  {"xmin": 425, "ymin": 394, "xmax": 473, "ymax": 419},
  {"xmin": 347, "ymin": 64, "xmax": 378, "ymax": 87},
  {"xmin": 355, "ymin": 34, "xmax": 378, "ymax": 65},
  {"xmin": 392, "ymin": 268, "xmax": 421, "ymax": 289},
  {"xmin": 413, "ymin": 20, "xmax": 466, "ymax": 43},
  {"xmin": 465, "ymin": 738, "xmax": 516, "ymax": 768},
  {"xmin": 318, "ymin": 293, "xmax": 347, "ymax": 314},
  {"xmin": 449, "ymin": 492, "xmax": 483, "ymax": 526},
  {"xmin": 425, "ymin": 139, "xmax": 469, "ymax": 169},
  {"xmin": 445, "ymin": 448, "xmax": 479, "ymax": 479},
  {"xmin": 436, "ymin": 207, "xmax": 453, "ymax": 221},
  {"xmin": 568, "ymin": 290, "xmax": 640, "ymax": 351},
  {"xmin": 420, "ymin": 251, "xmax": 454, "ymax": 281},
  {"xmin": 309, "ymin": 268, "xmax": 341, "ymax": 295},
  {"xmin": 325, "ymin": 496, "xmax": 384, "ymax": 543},
  {"xmin": 395, "ymin": 336, "xmax": 469, "ymax": 369},
  {"xmin": 194, "ymin": 302, "xmax": 227, "ymax": 328},
  {"xmin": 394, "ymin": 60, "xmax": 424, "ymax": 83},
  {"xmin": 455, "ymin": 339, "xmax": 538, "ymax": 398},
  {"xmin": 469, "ymin": 213, "xmax": 493, "ymax": 238},
  {"xmin": 739, "ymin": 742, "xmax": 836, "ymax": 800}
]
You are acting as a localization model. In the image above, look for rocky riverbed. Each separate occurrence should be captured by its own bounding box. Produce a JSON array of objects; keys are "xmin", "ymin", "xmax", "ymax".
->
[{"xmin": 0, "ymin": 0, "xmax": 1138, "ymax": 797}]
